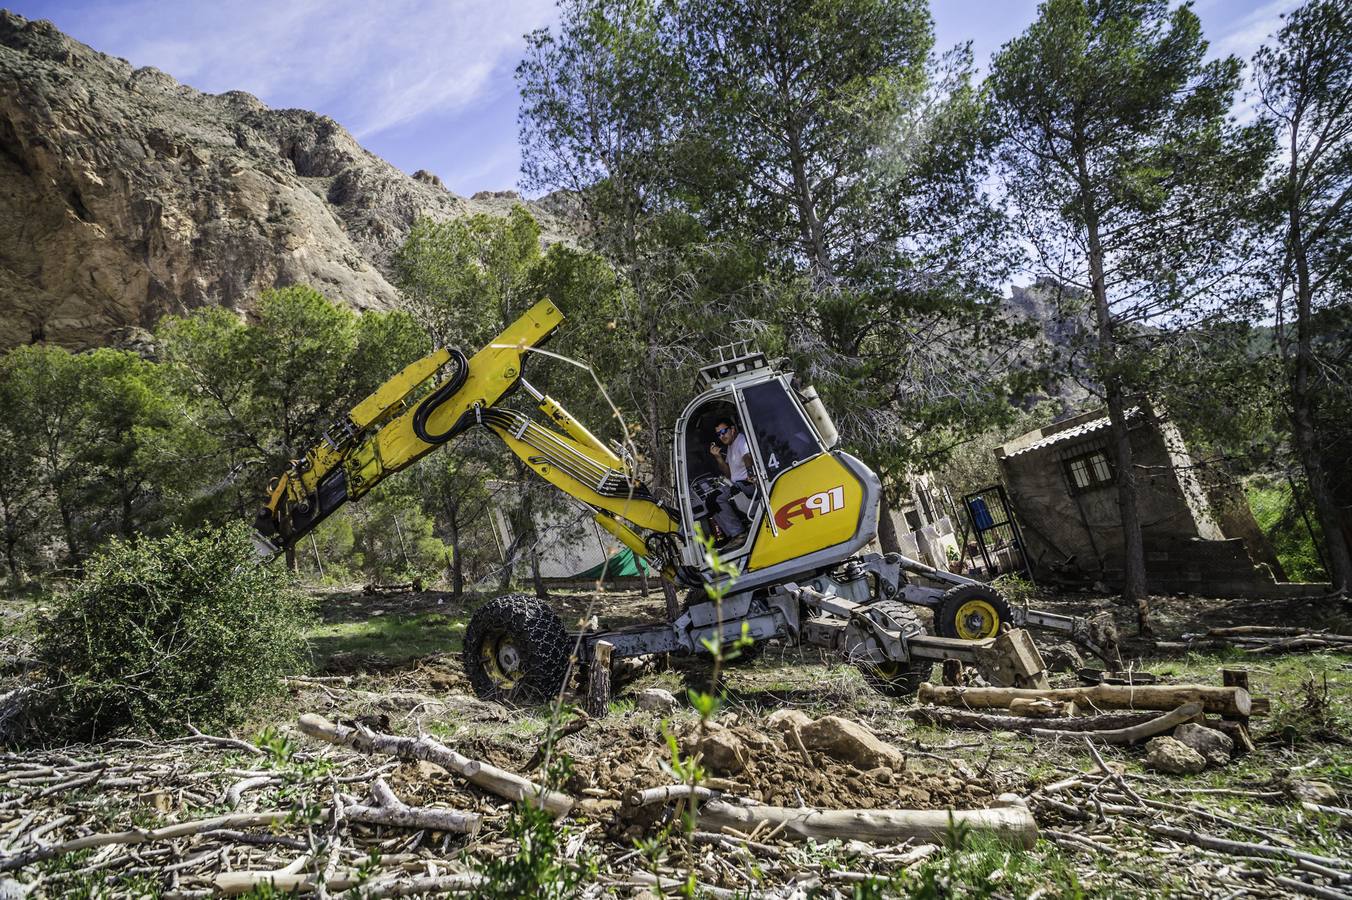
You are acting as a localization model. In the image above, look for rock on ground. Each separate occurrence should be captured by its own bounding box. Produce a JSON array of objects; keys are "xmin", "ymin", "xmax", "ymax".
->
[
  {"xmin": 766, "ymin": 708, "xmax": 813, "ymax": 735},
  {"xmin": 634, "ymin": 687, "xmax": 679, "ymax": 713},
  {"xmin": 691, "ymin": 730, "xmax": 748, "ymax": 775},
  {"xmin": 1041, "ymin": 643, "xmax": 1084, "ymax": 673},
  {"xmin": 1172, "ymin": 723, "xmax": 1233, "ymax": 767},
  {"xmin": 1145, "ymin": 736, "xmax": 1207, "ymax": 775},
  {"xmin": 798, "ymin": 716, "xmax": 907, "ymax": 772}
]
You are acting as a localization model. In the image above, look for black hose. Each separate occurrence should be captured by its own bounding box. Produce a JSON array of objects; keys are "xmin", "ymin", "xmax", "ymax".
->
[{"xmin": 412, "ymin": 349, "xmax": 475, "ymax": 444}]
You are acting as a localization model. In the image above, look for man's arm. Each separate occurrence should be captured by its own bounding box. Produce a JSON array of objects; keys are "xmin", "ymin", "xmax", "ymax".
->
[{"xmin": 709, "ymin": 442, "xmax": 731, "ymax": 477}]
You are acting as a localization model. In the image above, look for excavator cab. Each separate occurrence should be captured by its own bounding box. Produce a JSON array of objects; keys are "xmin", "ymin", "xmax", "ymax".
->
[{"xmin": 673, "ymin": 345, "xmax": 880, "ymax": 590}]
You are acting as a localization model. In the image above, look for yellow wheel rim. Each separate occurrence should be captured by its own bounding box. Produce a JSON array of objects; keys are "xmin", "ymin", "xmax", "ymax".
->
[
  {"xmin": 479, "ymin": 635, "xmax": 522, "ymax": 689},
  {"xmin": 954, "ymin": 599, "xmax": 1001, "ymax": 640}
]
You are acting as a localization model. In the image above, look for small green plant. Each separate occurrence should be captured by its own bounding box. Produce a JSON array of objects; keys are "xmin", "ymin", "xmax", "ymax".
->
[
  {"xmin": 34, "ymin": 523, "xmax": 314, "ymax": 742},
  {"xmin": 992, "ymin": 573, "xmax": 1037, "ymax": 606},
  {"xmin": 474, "ymin": 755, "xmax": 596, "ymax": 899},
  {"xmin": 254, "ymin": 725, "xmax": 297, "ymax": 764}
]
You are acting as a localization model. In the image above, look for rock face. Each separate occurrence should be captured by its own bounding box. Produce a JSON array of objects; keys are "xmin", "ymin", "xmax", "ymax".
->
[{"xmin": 0, "ymin": 12, "xmax": 560, "ymax": 350}]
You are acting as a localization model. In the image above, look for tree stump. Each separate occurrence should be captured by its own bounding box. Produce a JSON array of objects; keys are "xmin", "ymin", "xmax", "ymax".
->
[{"xmin": 586, "ymin": 640, "xmax": 614, "ymax": 718}]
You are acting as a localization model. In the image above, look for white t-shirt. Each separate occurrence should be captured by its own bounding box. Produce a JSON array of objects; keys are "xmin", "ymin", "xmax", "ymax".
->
[{"xmin": 727, "ymin": 432, "xmax": 751, "ymax": 482}]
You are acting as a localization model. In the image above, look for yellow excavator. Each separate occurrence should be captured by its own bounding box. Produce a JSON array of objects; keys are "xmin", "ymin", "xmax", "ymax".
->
[{"xmin": 255, "ymin": 300, "xmax": 1112, "ymax": 702}]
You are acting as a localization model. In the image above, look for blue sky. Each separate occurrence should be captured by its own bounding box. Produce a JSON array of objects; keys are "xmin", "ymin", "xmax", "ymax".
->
[{"xmin": 13, "ymin": 0, "xmax": 1300, "ymax": 196}]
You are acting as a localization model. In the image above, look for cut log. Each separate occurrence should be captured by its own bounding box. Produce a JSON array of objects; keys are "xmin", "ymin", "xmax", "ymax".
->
[
  {"xmin": 298, "ymin": 714, "xmax": 573, "ymax": 816},
  {"xmin": 1030, "ymin": 703, "xmax": 1202, "ymax": 745},
  {"xmin": 1009, "ymin": 698, "xmax": 1070, "ymax": 718},
  {"xmin": 917, "ymin": 682, "xmax": 1250, "ymax": 717},
  {"xmin": 585, "ymin": 640, "xmax": 613, "ymax": 719},
  {"xmin": 907, "ymin": 707, "xmax": 1159, "ymax": 734},
  {"xmin": 1209, "ymin": 719, "xmax": 1256, "ymax": 755},
  {"xmin": 696, "ymin": 798, "xmax": 1038, "ymax": 849}
]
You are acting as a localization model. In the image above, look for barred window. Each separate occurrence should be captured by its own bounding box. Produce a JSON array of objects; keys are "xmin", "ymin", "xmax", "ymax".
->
[{"xmin": 1064, "ymin": 449, "xmax": 1114, "ymax": 492}]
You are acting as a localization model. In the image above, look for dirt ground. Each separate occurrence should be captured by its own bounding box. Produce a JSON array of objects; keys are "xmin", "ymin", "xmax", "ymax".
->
[{"xmin": 2, "ymin": 583, "xmax": 1349, "ymax": 897}]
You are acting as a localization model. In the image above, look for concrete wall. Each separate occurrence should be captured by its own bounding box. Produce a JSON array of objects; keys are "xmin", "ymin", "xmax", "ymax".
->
[{"xmin": 998, "ymin": 409, "xmax": 1206, "ymax": 582}]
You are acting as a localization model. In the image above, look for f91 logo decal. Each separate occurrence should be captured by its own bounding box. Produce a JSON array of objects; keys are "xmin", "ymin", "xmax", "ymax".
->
[{"xmin": 774, "ymin": 485, "xmax": 846, "ymax": 529}]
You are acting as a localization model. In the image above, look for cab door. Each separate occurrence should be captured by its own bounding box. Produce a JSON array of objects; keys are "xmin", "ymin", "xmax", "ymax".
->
[{"xmin": 733, "ymin": 378, "xmax": 867, "ymax": 571}]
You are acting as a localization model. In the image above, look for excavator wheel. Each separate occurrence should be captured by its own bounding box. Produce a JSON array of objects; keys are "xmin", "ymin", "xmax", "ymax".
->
[
  {"xmin": 680, "ymin": 591, "xmax": 764, "ymax": 668},
  {"xmin": 856, "ymin": 600, "xmax": 933, "ymax": 697},
  {"xmin": 936, "ymin": 583, "xmax": 1012, "ymax": 641},
  {"xmin": 464, "ymin": 594, "xmax": 571, "ymax": 703}
]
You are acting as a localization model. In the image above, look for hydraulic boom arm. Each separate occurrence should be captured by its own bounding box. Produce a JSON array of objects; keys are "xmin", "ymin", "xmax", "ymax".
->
[{"xmin": 253, "ymin": 300, "xmax": 678, "ymax": 562}]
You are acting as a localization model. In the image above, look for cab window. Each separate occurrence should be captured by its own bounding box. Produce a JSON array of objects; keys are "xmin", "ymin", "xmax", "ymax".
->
[{"xmin": 741, "ymin": 380, "xmax": 821, "ymax": 477}]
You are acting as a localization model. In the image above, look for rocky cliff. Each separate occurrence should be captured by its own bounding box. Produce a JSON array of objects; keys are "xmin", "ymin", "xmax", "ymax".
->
[{"xmin": 0, "ymin": 11, "xmax": 558, "ymax": 350}]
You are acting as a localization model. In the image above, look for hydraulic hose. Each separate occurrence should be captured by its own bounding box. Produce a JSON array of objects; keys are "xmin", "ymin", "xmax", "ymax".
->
[{"xmin": 412, "ymin": 349, "xmax": 475, "ymax": 444}]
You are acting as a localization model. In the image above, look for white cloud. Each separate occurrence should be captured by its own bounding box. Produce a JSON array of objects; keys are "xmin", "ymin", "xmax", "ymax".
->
[
  {"xmin": 49, "ymin": 0, "xmax": 558, "ymax": 138},
  {"xmin": 1205, "ymin": 0, "xmax": 1301, "ymax": 60}
]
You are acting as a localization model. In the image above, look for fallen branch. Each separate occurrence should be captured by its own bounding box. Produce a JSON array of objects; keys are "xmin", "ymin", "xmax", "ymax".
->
[
  {"xmin": 1149, "ymin": 823, "xmax": 1352, "ymax": 874},
  {"xmin": 1030, "ymin": 703, "xmax": 1202, "ymax": 745},
  {"xmin": 344, "ymin": 777, "xmax": 481, "ymax": 834},
  {"xmin": 298, "ymin": 714, "xmax": 574, "ymax": 816},
  {"xmin": 0, "ymin": 812, "xmax": 290, "ymax": 872},
  {"xmin": 917, "ymin": 682, "xmax": 1249, "ymax": 717},
  {"xmin": 625, "ymin": 783, "xmax": 716, "ymax": 808},
  {"xmin": 908, "ymin": 706, "xmax": 1158, "ymax": 734},
  {"xmin": 624, "ymin": 868, "xmax": 752, "ymax": 899},
  {"xmin": 215, "ymin": 871, "xmax": 483, "ymax": 896},
  {"xmin": 180, "ymin": 724, "xmax": 267, "ymax": 757},
  {"xmin": 695, "ymin": 798, "xmax": 1038, "ymax": 849}
]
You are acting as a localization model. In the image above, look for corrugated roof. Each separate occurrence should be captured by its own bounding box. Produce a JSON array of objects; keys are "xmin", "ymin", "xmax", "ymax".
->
[{"xmin": 1006, "ymin": 407, "xmax": 1141, "ymax": 457}]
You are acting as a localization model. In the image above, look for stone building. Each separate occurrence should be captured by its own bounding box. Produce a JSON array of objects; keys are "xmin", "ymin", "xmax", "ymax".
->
[{"xmin": 996, "ymin": 403, "xmax": 1324, "ymax": 598}]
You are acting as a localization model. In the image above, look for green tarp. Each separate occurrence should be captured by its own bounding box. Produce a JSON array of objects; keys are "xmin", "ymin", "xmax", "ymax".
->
[{"xmin": 571, "ymin": 547, "xmax": 651, "ymax": 580}]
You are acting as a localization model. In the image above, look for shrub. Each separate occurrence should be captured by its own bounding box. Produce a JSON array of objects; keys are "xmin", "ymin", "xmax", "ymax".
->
[{"xmin": 35, "ymin": 523, "xmax": 312, "ymax": 740}]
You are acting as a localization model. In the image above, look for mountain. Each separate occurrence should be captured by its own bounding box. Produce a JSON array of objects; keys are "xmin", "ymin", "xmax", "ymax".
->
[{"xmin": 0, "ymin": 10, "xmax": 563, "ymax": 350}]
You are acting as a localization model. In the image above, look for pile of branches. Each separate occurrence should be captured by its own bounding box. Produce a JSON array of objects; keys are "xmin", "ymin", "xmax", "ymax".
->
[
  {"xmin": 1155, "ymin": 626, "xmax": 1352, "ymax": 655},
  {"xmin": 1029, "ymin": 739, "xmax": 1352, "ymax": 899},
  {"xmin": 0, "ymin": 713, "xmax": 1034, "ymax": 898}
]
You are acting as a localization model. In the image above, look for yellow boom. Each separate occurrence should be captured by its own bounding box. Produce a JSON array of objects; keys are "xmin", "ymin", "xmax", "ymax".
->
[{"xmin": 253, "ymin": 300, "xmax": 678, "ymax": 560}]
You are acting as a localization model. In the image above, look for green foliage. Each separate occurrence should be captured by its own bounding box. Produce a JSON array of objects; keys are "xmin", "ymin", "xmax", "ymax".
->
[
  {"xmin": 156, "ymin": 286, "xmax": 428, "ymax": 529},
  {"xmin": 393, "ymin": 207, "xmax": 542, "ymax": 348},
  {"xmin": 989, "ymin": 0, "xmax": 1272, "ymax": 380},
  {"xmin": 34, "ymin": 523, "xmax": 313, "ymax": 740},
  {"xmin": 474, "ymin": 757, "xmax": 597, "ymax": 899},
  {"xmin": 1247, "ymin": 477, "xmax": 1328, "ymax": 582},
  {"xmin": 0, "ymin": 344, "xmax": 192, "ymax": 579},
  {"xmin": 346, "ymin": 488, "xmax": 451, "ymax": 584}
]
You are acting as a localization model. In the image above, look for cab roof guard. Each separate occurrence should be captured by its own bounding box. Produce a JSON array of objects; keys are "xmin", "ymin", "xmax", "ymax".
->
[{"xmin": 699, "ymin": 341, "xmax": 771, "ymax": 387}]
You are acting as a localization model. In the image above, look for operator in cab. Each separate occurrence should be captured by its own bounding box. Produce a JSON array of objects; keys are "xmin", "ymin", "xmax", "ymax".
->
[{"xmin": 708, "ymin": 416, "xmax": 757, "ymax": 548}]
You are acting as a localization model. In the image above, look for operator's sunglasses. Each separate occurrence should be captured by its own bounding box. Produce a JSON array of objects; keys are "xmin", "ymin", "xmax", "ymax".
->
[{"xmin": 715, "ymin": 426, "xmax": 732, "ymax": 436}]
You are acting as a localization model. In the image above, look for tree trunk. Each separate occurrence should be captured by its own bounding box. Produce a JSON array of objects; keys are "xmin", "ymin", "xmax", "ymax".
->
[
  {"xmin": 1105, "ymin": 382, "xmax": 1150, "ymax": 634},
  {"xmin": 1288, "ymin": 200, "xmax": 1352, "ymax": 595},
  {"xmin": 56, "ymin": 489, "xmax": 80, "ymax": 567},
  {"xmin": 1077, "ymin": 152, "xmax": 1149, "ymax": 634},
  {"xmin": 3, "ymin": 533, "xmax": 17, "ymax": 586},
  {"xmin": 785, "ymin": 122, "xmax": 834, "ymax": 281},
  {"xmin": 531, "ymin": 548, "xmax": 548, "ymax": 601},
  {"xmin": 877, "ymin": 487, "xmax": 903, "ymax": 555},
  {"xmin": 447, "ymin": 511, "xmax": 464, "ymax": 600}
]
